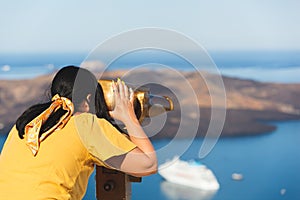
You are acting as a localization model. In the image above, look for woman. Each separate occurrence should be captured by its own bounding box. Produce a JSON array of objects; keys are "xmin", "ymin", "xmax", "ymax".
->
[{"xmin": 0, "ymin": 66, "xmax": 157, "ymax": 199}]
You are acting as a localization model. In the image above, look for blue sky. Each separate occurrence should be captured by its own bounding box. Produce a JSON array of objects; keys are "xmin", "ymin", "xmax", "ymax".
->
[{"xmin": 0, "ymin": 0, "xmax": 300, "ymax": 53}]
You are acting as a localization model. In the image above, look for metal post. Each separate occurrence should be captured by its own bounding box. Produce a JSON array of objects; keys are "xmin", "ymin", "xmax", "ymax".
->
[{"xmin": 96, "ymin": 166, "xmax": 142, "ymax": 200}]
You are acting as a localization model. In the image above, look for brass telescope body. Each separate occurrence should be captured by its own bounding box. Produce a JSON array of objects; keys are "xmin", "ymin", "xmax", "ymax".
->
[{"xmin": 98, "ymin": 80, "xmax": 174, "ymax": 123}]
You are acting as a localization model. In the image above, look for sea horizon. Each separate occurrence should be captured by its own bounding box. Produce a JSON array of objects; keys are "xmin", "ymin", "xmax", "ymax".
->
[{"xmin": 1, "ymin": 50, "xmax": 300, "ymax": 83}]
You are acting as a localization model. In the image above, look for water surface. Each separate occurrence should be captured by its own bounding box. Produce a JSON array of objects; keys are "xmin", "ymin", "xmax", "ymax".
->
[{"xmin": 1, "ymin": 121, "xmax": 299, "ymax": 199}]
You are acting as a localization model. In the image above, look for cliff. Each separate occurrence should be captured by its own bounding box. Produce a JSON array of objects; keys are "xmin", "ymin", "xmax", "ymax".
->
[{"xmin": 0, "ymin": 69, "xmax": 299, "ymax": 138}]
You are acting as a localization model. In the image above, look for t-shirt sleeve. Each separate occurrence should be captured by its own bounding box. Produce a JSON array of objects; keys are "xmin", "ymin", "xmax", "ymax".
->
[{"xmin": 75, "ymin": 113, "xmax": 136, "ymax": 165}]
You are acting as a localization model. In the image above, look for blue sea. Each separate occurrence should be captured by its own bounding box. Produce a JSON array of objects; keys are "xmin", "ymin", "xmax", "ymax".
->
[
  {"xmin": 0, "ymin": 50, "xmax": 300, "ymax": 83},
  {"xmin": 0, "ymin": 121, "xmax": 299, "ymax": 200},
  {"xmin": 0, "ymin": 50, "xmax": 300, "ymax": 199}
]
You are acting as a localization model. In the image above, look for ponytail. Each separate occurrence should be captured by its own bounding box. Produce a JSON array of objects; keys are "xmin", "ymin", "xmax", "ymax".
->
[{"xmin": 16, "ymin": 102, "xmax": 67, "ymax": 139}]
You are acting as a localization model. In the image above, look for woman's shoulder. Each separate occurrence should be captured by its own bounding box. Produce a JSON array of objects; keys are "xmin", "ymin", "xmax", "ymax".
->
[
  {"xmin": 73, "ymin": 112, "xmax": 95, "ymax": 121},
  {"xmin": 72, "ymin": 113, "xmax": 110, "ymax": 127}
]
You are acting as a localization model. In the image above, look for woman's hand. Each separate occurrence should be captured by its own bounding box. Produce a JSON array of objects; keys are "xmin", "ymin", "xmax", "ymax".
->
[
  {"xmin": 109, "ymin": 79, "xmax": 137, "ymax": 124},
  {"xmin": 107, "ymin": 78, "xmax": 157, "ymax": 176}
]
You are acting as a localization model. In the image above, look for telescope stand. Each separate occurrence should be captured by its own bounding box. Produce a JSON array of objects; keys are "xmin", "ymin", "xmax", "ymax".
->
[{"xmin": 96, "ymin": 166, "xmax": 142, "ymax": 200}]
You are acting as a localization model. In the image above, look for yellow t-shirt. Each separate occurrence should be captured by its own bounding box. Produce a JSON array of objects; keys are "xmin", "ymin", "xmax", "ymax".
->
[{"xmin": 0, "ymin": 113, "xmax": 136, "ymax": 200}]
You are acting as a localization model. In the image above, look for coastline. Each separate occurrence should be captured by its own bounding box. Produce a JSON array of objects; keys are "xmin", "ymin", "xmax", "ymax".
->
[{"xmin": 0, "ymin": 69, "xmax": 299, "ymax": 138}]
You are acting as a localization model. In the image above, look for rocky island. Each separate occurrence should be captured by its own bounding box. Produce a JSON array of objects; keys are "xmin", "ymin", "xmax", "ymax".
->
[{"xmin": 0, "ymin": 68, "xmax": 299, "ymax": 138}]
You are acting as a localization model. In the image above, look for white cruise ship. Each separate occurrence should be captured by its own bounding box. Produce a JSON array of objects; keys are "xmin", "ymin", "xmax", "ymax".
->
[{"xmin": 158, "ymin": 156, "xmax": 220, "ymax": 191}]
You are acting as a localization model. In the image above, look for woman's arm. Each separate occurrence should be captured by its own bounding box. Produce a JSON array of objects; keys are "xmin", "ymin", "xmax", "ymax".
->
[{"xmin": 107, "ymin": 79, "xmax": 157, "ymax": 176}]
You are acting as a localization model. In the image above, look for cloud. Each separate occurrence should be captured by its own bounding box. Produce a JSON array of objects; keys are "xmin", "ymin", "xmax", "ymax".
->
[
  {"xmin": 80, "ymin": 60, "xmax": 106, "ymax": 72},
  {"xmin": 1, "ymin": 65, "xmax": 11, "ymax": 72}
]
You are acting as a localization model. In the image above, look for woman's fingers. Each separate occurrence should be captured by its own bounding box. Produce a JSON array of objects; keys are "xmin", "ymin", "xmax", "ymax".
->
[
  {"xmin": 111, "ymin": 78, "xmax": 132, "ymax": 109},
  {"xmin": 129, "ymin": 87, "xmax": 134, "ymax": 103},
  {"xmin": 124, "ymin": 83, "xmax": 129, "ymax": 99},
  {"xmin": 118, "ymin": 78, "xmax": 125, "ymax": 99},
  {"xmin": 112, "ymin": 80, "xmax": 119, "ymax": 102},
  {"xmin": 112, "ymin": 80, "xmax": 117, "ymax": 92},
  {"xmin": 110, "ymin": 78, "xmax": 137, "ymax": 122},
  {"xmin": 116, "ymin": 78, "xmax": 131, "ymax": 100}
]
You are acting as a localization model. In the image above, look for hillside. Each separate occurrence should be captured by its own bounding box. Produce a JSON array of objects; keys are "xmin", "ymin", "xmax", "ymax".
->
[{"xmin": 0, "ymin": 69, "xmax": 299, "ymax": 138}]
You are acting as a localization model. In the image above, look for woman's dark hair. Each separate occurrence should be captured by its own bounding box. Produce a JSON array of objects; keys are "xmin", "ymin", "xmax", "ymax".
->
[{"xmin": 16, "ymin": 65, "xmax": 112, "ymax": 139}]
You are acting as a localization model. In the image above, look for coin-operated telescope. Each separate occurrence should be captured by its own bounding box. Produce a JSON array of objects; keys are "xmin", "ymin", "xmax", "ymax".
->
[
  {"xmin": 99, "ymin": 80, "xmax": 174, "ymax": 122},
  {"xmin": 96, "ymin": 79, "xmax": 174, "ymax": 200}
]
